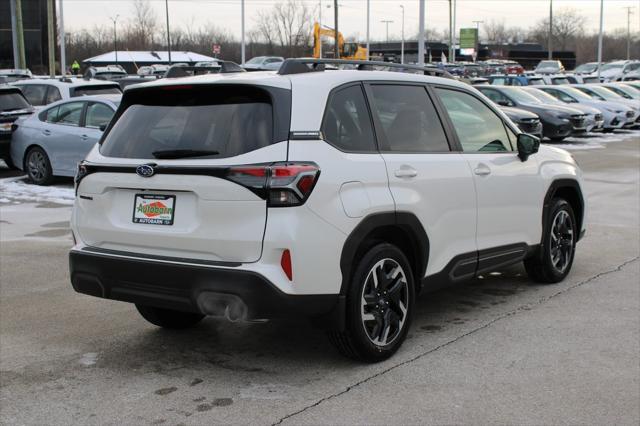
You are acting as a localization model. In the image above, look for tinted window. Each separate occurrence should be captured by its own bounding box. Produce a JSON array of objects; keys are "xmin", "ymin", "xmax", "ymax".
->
[
  {"xmin": 42, "ymin": 106, "xmax": 59, "ymax": 123},
  {"xmin": 370, "ymin": 85, "xmax": 449, "ymax": 152},
  {"xmin": 72, "ymin": 86, "xmax": 121, "ymax": 97},
  {"xmin": 0, "ymin": 91, "xmax": 31, "ymax": 111},
  {"xmin": 85, "ymin": 103, "xmax": 114, "ymax": 128},
  {"xmin": 101, "ymin": 85, "xmax": 275, "ymax": 159},
  {"xmin": 479, "ymin": 88, "xmax": 513, "ymax": 106},
  {"xmin": 50, "ymin": 102, "xmax": 84, "ymax": 126},
  {"xmin": 19, "ymin": 85, "xmax": 47, "ymax": 106},
  {"xmin": 322, "ymin": 85, "xmax": 376, "ymax": 152},
  {"xmin": 45, "ymin": 87, "xmax": 62, "ymax": 104},
  {"xmin": 436, "ymin": 88, "xmax": 513, "ymax": 152}
]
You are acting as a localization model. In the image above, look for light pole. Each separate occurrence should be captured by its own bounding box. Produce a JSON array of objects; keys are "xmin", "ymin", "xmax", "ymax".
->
[
  {"xmin": 381, "ymin": 20, "xmax": 393, "ymax": 43},
  {"xmin": 399, "ymin": 5, "xmax": 405, "ymax": 64},
  {"xmin": 623, "ymin": 7, "xmax": 635, "ymax": 60},
  {"xmin": 241, "ymin": 0, "xmax": 245, "ymax": 64},
  {"xmin": 165, "ymin": 0, "xmax": 171, "ymax": 64},
  {"xmin": 109, "ymin": 15, "xmax": 119, "ymax": 64},
  {"xmin": 548, "ymin": 0, "xmax": 553, "ymax": 59},
  {"xmin": 59, "ymin": 0, "xmax": 66, "ymax": 74},
  {"xmin": 318, "ymin": 0, "xmax": 322, "ymax": 58},
  {"xmin": 597, "ymin": 0, "xmax": 604, "ymax": 80},
  {"xmin": 448, "ymin": 0, "xmax": 453, "ymax": 62},
  {"xmin": 366, "ymin": 0, "xmax": 370, "ymax": 59},
  {"xmin": 334, "ymin": 0, "xmax": 339, "ymax": 59},
  {"xmin": 418, "ymin": 0, "xmax": 425, "ymax": 66}
]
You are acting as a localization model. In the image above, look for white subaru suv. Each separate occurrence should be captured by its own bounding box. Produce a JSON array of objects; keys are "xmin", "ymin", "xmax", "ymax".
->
[{"xmin": 70, "ymin": 59, "xmax": 586, "ymax": 362}]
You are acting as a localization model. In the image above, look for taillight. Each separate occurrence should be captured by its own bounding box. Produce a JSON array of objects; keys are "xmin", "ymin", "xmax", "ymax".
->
[{"xmin": 227, "ymin": 162, "xmax": 320, "ymax": 207}]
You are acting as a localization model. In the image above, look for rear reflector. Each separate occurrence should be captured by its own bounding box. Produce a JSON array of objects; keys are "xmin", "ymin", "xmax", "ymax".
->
[{"xmin": 281, "ymin": 249, "xmax": 293, "ymax": 281}]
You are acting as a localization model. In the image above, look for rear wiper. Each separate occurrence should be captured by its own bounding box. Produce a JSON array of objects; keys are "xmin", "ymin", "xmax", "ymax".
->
[{"xmin": 151, "ymin": 149, "xmax": 220, "ymax": 159}]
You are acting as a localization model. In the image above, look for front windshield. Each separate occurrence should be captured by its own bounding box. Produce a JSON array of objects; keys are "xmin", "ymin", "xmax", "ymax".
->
[
  {"xmin": 536, "ymin": 61, "xmax": 557, "ymax": 69},
  {"xmin": 605, "ymin": 86, "xmax": 637, "ymax": 99},
  {"xmin": 587, "ymin": 86, "xmax": 623, "ymax": 101},
  {"xmin": 563, "ymin": 87, "xmax": 593, "ymax": 101},
  {"xmin": 575, "ymin": 63, "xmax": 597, "ymax": 73},
  {"xmin": 601, "ymin": 63, "xmax": 623, "ymax": 71},
  {"xmin": 501, "ymin": 87, "xmax": 542, "ymax": 104},
  {"xmin": 523, "ymin": 88, "xmax": 562, "ymax": 104},
  {"xmin": 246, "ymin": 57, "xmax": 265, "ymax": 65}
]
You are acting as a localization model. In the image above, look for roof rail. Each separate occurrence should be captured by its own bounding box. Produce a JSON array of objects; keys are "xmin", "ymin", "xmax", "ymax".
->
[
  {"xmin": 164, "ymin": 61, "xmax": 245, "ymax": 78},
  {"xmin": 278, "ymin": 58, "xmax": 454, "ymax": 79}
]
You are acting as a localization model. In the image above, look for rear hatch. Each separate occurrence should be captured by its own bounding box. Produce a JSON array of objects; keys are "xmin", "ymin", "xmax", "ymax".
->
[{"xmin": 74, "ymin": 82, "xmax": 291, "ymax": 263}]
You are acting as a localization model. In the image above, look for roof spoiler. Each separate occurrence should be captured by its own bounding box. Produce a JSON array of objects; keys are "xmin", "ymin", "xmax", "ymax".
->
[
  {"xmin": 164, "ymin": 62, "xmax": 245, "ymax": 78},
  {"xmin": 277, "ymin": 58, "xmax": 454, "ymax": 79}
]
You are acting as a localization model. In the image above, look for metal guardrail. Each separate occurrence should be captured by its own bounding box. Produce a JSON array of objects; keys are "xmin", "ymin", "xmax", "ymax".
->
[{"xmin": 277, "ymin": 58, "xmax": 454, "ymax": 79}]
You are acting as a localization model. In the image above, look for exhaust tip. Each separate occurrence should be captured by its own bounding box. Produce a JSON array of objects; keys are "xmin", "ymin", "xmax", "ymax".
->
[{"xmin": 197, "ymin": 292, "xmax": 248, "ymax": 322}]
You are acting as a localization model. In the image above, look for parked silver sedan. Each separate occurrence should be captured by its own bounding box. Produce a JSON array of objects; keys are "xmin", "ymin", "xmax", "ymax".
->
[{"xmin": 10, "ymin": 95, "xmax": 120, "ymax": 185}]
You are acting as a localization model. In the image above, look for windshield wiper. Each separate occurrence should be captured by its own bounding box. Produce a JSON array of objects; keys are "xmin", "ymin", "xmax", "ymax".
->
[{"xmin": 152, "ymin": 149, "xmax": 220, "ymax": 159}]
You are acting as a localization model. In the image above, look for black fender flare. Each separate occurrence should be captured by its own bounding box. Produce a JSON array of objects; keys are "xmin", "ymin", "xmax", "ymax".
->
[
  {"xmin": 542, "ymin": 178, "xmax": 585, "ymax": 243},
  {"xmin": 339, "ymin": 211, "xmax": 430, "ymax": 295}
]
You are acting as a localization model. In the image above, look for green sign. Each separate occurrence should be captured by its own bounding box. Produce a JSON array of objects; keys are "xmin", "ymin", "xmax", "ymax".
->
[{"xmin": 460, "ymin": 28, "xmax": 478, "ymax": 49}]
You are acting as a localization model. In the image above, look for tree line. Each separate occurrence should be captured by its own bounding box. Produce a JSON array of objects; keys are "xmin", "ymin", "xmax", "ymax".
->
[{"xmin": 63, "ymin": 0, "xmax": 637, "ymax": 70}]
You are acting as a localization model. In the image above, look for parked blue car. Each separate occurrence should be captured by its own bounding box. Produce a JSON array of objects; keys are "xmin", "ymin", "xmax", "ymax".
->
[{"xmin": 10, "ymin": 94, "xmax": 120, "ymax": 185}]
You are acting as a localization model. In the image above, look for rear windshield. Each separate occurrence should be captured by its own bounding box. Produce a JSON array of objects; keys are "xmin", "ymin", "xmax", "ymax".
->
[
  {"xmin": 72, "ymin": 86, "xmax": 122, "ymax": 97},
  {"xmin": 100, "ymin": 85, "xmax": 288, "ymax": 159},
  {"xmin": 0, "ymin": 91, "xmax": 31, "ymax": 111}
]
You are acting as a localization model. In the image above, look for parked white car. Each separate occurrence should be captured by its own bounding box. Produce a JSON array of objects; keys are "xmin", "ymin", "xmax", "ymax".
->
[
  {"xmin": 69, "ymin": 59, "xmax": 587, "ymax": 361},
  {"xmin": 598, "ymin": 60, "xmax": 640, "ymax": 82},
  {"xmin": 12, "ymin": 78, "xmax": 121, "ymax": 107}
]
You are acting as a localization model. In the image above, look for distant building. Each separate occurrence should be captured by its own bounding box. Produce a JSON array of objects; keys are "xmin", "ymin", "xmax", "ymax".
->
[
  {"xmin": 83, "ymin": 51, "xmax": 218, "ymax": 74},
  {"xmin": 0, "ymin": 0, "xmax": 57, "ymax": 74}
]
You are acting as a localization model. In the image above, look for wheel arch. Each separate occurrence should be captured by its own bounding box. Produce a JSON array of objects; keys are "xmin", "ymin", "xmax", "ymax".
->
[
  {"xmin": 339, "ymin": 212, "xmax": 430, "ymax": 295},
  {"xmin": 543, "ymin": 179, "xmax": 585, "ymax": 241}
]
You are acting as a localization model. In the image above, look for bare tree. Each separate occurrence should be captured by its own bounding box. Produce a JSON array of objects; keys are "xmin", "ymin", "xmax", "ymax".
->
[
  {"xmin": 531, "ymin": 8, "xmax": 587, "ymax": 51},
  {"xmin": 484, "ymin": 19, "xmax": 509, "ymax": 44},
  {"xmin": 126, "ymin": 0, "xmax": 158, "ymax": 49},
  {"xmin": 254, "ymin": 0, "xmax": 313, "ymax": 57}
]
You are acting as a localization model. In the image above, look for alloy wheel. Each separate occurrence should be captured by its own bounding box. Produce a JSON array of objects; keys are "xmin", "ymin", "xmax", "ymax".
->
[
  {"xmin": 550, "ymin": 210, "xmax": 574, "ymax": 273},
  {"xmin": 360, "ymin": 258, "xmax": 409, "ymax": 347},
  {"xmin": 27, "ymin": 150, "xmax": 47, "ymax": 182}
]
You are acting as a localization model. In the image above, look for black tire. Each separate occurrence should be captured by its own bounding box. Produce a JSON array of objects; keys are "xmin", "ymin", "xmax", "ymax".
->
[
  {"xmin": 25, "ymin": 146, "xmax": 54, "ymax": 185},
  {"xmin": 525, "ymin": 198, "xmax": 577, "ymax": 284},
  {"xmin": 550, "ymin": 137, "xmax": 565, "ymax": 142},
  {"xmin": 136, "ymin": 304, "xmax": 205, "ymax": 329},
  {"xmin": 328, "ymin": 243, "xmax": 415, "ymax": 362}
]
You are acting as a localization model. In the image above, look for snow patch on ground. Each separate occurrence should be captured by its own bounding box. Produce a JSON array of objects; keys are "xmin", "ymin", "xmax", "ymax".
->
[
  {"xmin": 547, "ymin": 129, "xmax": 639, "ymax": 150},
  {"xmin": 0, "ymin": 177, "xmax": 75, "ymax": 206}
]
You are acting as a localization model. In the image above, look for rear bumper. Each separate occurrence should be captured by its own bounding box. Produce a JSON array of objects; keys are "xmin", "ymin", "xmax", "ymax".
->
[{"xmin": 69, "ymin": 249, "xmax": 343, "ymax": 323}]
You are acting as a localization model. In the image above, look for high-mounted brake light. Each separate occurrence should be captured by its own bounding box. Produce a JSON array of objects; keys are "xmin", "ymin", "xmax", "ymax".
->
[{"xmin": 226, "ymin": 162, "xmax": 320, "ymax": 207}]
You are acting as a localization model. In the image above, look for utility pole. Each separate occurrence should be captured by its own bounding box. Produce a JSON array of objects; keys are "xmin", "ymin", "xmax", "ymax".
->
[
  {"xmin": 448, "ymin": 0, "xmax": 453, "ymax": 62},
  {"xmin": 241, "ymin": 0, "xmax": 245, "ymax": 64},
  {"xmin": 318, "ymin": 0, "xmax": 322, "ymax": 58},
  {"xmin": 47, "ymin": 0, "xmax": 55, "ymax": 76},
  {"xmin": 418, "ymin": 0, "xmax": 425, "ymax": 66},
  {"xmin": 548, "ymin": 0, "xmax": 553, "ymax": 59},
  {"xmin": 109, "ymin": 16, "xmax": 119, "ymax": 64},
  {"xmin": 400, "ymin": 5, "xmax": 405, "ymax": 64},
  {"xmin": 165, "ymin": 0, "xmax": 172, "ymax": 64},
  {"xmin": 381, "ymin": 20, "xmax": 393, "ymax": 43},
  {"xmin": 334, "ymin": 0, "xmax": 339, "ymax": 59},
  {"xmin": 59, "ymin": 0, "xmax": 66, "ymax": 74},
  {"xmin": 10, "ymin": 0, "xmax": 19, "ymax": 69},
  {"xmin": 597, "ymin": 0, "xmax": 604, "ymax": 80},
  {"xmin": 15, "ymin": 0, "xmax": 26, "ymax": 69},
  {"xmin": 623, "ymin": 7, "xmax": 634, "ymax": 60},
  {"xmin": 453, "ymin": 0, "xmax": 457, "ymax": 62},
  {"xmin": 366, "ymin": 0, "xmax": 370, "ymax": 59}
]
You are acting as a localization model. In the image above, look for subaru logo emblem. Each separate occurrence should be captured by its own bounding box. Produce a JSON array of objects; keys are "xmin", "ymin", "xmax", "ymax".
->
[{"xmin": 136, "ymin": 164, "xmax": 155, "ymax": 178}]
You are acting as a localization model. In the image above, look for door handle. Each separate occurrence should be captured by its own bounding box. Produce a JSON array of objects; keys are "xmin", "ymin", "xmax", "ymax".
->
[
  {"xmin": 81, "ymin": 134, "xmax": 89, "ymax": 140},
  {"xmin": 394, "ymin": 166, "xmax": 418, "ymax": 178},
  {"xmin": 42, "ymin": 130, "xmax": 51, "ymax": 136},
  {"xmin": 474, "ymin": 163, "xmax": 491, "ymax": 176}
]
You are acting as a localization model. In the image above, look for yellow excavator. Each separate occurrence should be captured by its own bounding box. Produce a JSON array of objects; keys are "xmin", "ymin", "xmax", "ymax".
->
[{"xmin": 313, "ymin": 22, "xmax": 368, "ymax": 60}]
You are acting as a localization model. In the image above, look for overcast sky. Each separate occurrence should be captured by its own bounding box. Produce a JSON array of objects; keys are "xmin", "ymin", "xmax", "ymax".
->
[{"xmin": 61, "ymin": 0, "xmax": 640, "ymax": 43}]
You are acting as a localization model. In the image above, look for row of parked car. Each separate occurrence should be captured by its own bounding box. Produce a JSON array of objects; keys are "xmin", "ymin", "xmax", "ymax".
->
[{"xmin": 1, "ymin": 60, "xmax": 638, "ymax": 187}]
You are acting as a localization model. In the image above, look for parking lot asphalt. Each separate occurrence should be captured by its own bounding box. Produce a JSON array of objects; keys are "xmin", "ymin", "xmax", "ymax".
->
[{"xmin": 1, "ymin": 133, "xmax": 639, "ymax": 425}]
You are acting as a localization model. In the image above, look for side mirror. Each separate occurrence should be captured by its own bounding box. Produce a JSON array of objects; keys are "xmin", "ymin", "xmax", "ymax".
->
[
  {"xmin": 517, "ymin": 133, "xmax": 540, "ymax": 162},
  {"xmin": 99, "ymin": 124, "xmax": 108, "ymax": 131}
]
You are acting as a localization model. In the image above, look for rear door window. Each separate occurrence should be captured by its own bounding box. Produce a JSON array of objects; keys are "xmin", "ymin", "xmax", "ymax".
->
[
  {"xmin": 100, "ymin": 85, "xmax": 284, "ymax": 159},
  {"xmin": 51, "ymin": 102, "xmax": 85, "ymax": 126},
  {"xmin": 368, "ymin": 84, "xmax": 450, "ymax": 152},
  {"xmin": 85, "ymin": 102, "xmax": 115, "ymax": 128},
  {"xmin": 321, "ymin": 84, "xmax": 376, "ymax": 152}
]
